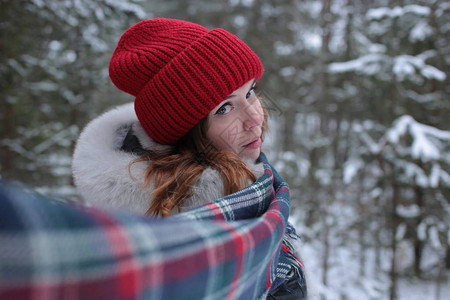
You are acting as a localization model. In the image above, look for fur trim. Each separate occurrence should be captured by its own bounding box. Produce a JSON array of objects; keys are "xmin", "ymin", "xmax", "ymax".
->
[
  {"xmin": 72, "ymin": 103, "xmax": 264, "ymax": 215},
  {"xmin": 72, "ymin": 103, "xmax": 151, "ymax": 214}
]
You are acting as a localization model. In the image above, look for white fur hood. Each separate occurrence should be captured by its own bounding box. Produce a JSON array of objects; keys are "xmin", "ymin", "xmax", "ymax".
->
[{"xmin": 72, "ymin": 103, "xmax": 264, "ymax": 215}]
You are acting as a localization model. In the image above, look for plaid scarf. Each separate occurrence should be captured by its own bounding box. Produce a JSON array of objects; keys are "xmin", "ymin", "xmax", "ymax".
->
[{"xmin": 0, "ymin": 153, "xmax": 304, "ymax": 299}]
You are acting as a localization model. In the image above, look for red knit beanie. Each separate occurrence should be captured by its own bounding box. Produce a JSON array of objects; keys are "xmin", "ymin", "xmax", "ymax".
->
[{"xmin": 109, "ymin": 18, "xmax": 264, "ymax": 145}]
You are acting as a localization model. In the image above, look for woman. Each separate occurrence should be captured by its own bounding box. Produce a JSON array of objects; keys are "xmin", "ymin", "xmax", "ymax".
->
[{"xmin": 72, "ymin": 18, "xmax": 308, "ymax": 299}]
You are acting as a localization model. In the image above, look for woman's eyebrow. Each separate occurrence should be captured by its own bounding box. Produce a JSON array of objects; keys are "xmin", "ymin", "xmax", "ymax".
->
[{"xmin": 225, "ymin": 80, "xmax": 257, "ymax": 100}]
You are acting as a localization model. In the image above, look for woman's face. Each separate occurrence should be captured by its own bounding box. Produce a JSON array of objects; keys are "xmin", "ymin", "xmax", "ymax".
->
[{"xmin": 206, "ymin": 79, "xmax": 264, "ymax": 161}]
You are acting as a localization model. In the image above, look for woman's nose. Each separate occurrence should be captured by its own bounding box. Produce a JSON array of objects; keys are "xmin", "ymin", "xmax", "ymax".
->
[{"xmin": 243, "ymin": 103, "xmax": 263, "ymax": 131}]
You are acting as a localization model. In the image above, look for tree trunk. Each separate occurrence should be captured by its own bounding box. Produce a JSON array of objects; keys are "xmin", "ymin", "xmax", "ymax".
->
[
  {"xmin": 321, "ymin": 198, "xmax": 330, "ymax": 286},
  {"xmin": 446, "ymin": 246, "xmax": 450, "ymax": 269},
  {"xmin": 0, "ymin": 101, "xmax": 15, "ymax": 179},
  {"xmin": 282, "ymin": 108, "xmax": 296, "ymax": 152},
  {"xmin": 357, "ymin": 172, "xmax": 367, "ymax": 277},
  {"xmin": 435, "ymin": 251, "xmax": 444, "ymax": 300},
  {"xmin": 318, "ymin": 0, "xmax": 331, "ymax": 134},
  {"xmin": 389, "ymin": 182, "xmax": 400, "ymax": 300},
  {"xmin": 374, "ymin": 192, "xmax": 382, "ymax": 274},
  {"xmin": 319, "ymin": 0, "xmax": 332, "ymax": 289},
  {"xmin": 413, "ymin": 185, "xmax": 425, "ymax": 277}
]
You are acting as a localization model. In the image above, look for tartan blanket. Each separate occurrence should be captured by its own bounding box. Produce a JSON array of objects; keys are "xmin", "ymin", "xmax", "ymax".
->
[{"xmin": 0, "ymin": 153, "xmax": 304, "ymax": 299}]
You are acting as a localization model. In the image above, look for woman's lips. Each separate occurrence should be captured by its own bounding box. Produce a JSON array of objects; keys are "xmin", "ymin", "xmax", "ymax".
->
[{"xmin": 243, "ymin": 137, "xmax": 262, "ymax": 149}]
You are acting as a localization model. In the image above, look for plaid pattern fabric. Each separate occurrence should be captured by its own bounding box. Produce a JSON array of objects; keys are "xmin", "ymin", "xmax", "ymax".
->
[{"xmin": 0, "ymin": 153, "xmax": 303, "ymax": 300}]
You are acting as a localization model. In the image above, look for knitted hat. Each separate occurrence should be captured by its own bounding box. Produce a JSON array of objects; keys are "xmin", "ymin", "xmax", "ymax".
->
[{"xmin": 109, "ymin": 18, "xmax": 264, "ymax": 145}]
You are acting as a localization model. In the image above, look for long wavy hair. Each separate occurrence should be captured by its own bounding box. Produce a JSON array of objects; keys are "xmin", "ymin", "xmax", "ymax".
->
[{"xmin": 133, "ymin": 102, "xmax": 269, "ymax": 217}]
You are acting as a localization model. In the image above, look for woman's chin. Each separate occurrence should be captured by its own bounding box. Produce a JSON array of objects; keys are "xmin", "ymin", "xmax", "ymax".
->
[{"xmin": 239, "ymin": 148, "xmax": 261, "ymax": 162}]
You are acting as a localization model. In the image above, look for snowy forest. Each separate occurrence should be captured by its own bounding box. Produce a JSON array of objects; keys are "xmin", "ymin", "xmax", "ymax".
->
[{"xmin": 1, "ymin": 0, "xmax": 449, "ymax": 299}]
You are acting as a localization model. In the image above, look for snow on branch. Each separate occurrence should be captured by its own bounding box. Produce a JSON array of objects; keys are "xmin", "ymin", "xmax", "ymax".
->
[
  {"xmin": 33, "ymin": 125, "xmax": 79, "ymax": 154},
  {"xmin": 393, "ymin": 55, "xmax": 446, "ymax": 82},
  {"xmin": 387, "ymin": 115, "xmax": 450, "ymax": 161},
  {"xmin": 328, "ymin": 52, "xmax": 445, "ymax": 82},
  {"xmin": 29, "ymin": 0, "xmax": 146, "ymax": 27},
  {"xmin": 366, "ymin": 5, "xmax": 430, "ymax": 20},
  {"xmin": 328, "ymin": 54, "xmax": 386, "ymax": 75},
  {"xmin": 376, "ymin": 116, "xmax": 450, "ymax": 188},
  {"xmin": 104, "ymin": 0, "xmax": 146, "ymax": 19}
]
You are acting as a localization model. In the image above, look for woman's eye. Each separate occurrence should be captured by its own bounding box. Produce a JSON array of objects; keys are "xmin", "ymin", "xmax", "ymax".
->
[
  {"xmin": 246, "ymin": 88, "xmax": 255, "ymax": 99},
  {"xmin": 215, "ymin": 103, "xmax": 232, "ymax": 115}
]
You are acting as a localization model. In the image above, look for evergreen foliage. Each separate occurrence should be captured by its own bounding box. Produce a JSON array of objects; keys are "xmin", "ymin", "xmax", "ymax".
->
[{"xmin": 1, "ymin": 0, "xmax": 448, "ymax": 298}]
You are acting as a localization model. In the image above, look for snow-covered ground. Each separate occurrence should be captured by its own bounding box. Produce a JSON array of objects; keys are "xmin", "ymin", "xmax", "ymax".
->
[
  {"xmin": 397, "ymin": 277, "xmax": 449, "ymax": 300},
  {"xmin": 293, "ymin": 229, "xmax": 450, "ymax": 300}
]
